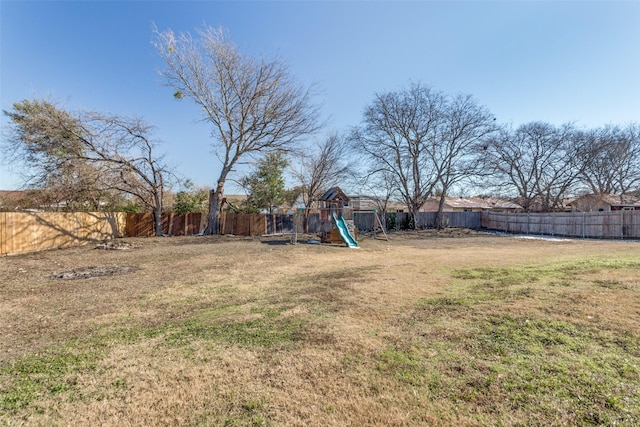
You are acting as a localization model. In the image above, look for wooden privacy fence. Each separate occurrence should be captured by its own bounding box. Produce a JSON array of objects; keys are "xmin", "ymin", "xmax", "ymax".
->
[
  {"xmin": 125, "ymin": 211, "xmax": 483, "ymax": 238},
  {"xmin": 382, "ymin": 211, "xmax": 482, "ymax": 230},
  {"xmin": 228, "ymin": 211, "xmax": 481, "ymax": 235},
  {"xmin": 0, "ymin": 211, "xmax": 125, "ymax": 256},
  {"xmin": 125, "ymin": 212, "xmax": 319, "ymax": 237},
  {"xmin": 352, "ymin": 211, "xmax": 482, "ymax": 231},
  {"xmin": 482, "ymin": 210, "xmax": 640, "ymax": 239},
  {"xmin": 222, "ymin": 213, "xmax": 266, "ymax": 236},
  {"xmin": 123, "ymin": 210, "xmax": 640, "ymax": 239},
  {"xmin": 125, "ymin": 212, "xmax": 205, "ymax": 237},
  {"xmin": 4, "ymin": 209, "xmax": 635, "ymax": 255}
]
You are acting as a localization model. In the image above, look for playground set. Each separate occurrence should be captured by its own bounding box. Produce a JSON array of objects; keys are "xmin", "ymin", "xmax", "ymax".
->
[{"xmin": 290, "ymin": 187, "xmax": 387, "ymax": 248}]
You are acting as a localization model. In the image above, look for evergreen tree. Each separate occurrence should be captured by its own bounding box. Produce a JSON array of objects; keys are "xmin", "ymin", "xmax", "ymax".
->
[{"xmin": 241, "ymin": 151, "xmax": 289, "ymax": 213}]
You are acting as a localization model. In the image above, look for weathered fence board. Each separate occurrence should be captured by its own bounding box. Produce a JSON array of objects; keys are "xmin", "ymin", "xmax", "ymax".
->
[
  {"xmin": 125, "ymin": 213, "xmax": 205, "ymax": 237},
  {"xmin": 125, "ymin": 213, "xmax": 153, "ymax": 237},
  {"xmin": 482, "ymin": 211, "xmax": 640, "ymax": 239},
  {"xmin": 0, "ymin": 212, "xmax": 125, "ymax": 256},
  {"xmin": 222, "ymin": 213, "xmax": 266, "ymax": 236},
  {"xmin": 439, "ymin": 212, "xmax": 482, "ymax": 229},
  {"xmin": 352, "ymin": 211, "xmax": 482, "ymax": 231}
]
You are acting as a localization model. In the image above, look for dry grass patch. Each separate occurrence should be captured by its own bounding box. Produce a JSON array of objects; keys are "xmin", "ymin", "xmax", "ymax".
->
[{"xmin": 1, "ymin": 232, "xmax": 639, "ymax": 426}]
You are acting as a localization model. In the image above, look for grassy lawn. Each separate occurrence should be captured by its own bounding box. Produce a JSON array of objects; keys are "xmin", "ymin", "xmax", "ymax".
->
[{"xmin": 1, "ymin": 231, "xmax": 639, "ymax": 426}]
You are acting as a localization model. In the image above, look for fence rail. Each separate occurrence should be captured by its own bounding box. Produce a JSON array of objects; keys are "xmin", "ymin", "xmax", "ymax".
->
[
  {"xmin": 0, "ymin": 212, "xmax": 125, "ymax": 256},
  {"xmin": 482, "ymin": 210, "xmax": 640, "ymax": 239}
]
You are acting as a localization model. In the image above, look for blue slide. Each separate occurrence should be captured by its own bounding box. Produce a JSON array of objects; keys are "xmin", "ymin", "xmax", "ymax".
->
[{"xmin": 332, "ymin": 214, "xmax": 359, "ymax": 248}]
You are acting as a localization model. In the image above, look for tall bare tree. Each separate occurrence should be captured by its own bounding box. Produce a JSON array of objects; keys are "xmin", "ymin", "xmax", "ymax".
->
[
  {"xmin": 429, "ymin": 93, "xmax": 496, "ymax": 227},
  {"xmin": 77, "ymin": 112, "xmax": 175, "ymax": 235},
  {"xmin": 576, "ymin": 123, "xmax": 640, "ymax": 195},
  {"xmin": 350, "ymin": 83, "xmax": 444, "ymax": 227},
  {"xmin": 483, "ymin": 122, "xmax": 581, "ymax": 212},
  {"xmin": 3, "ymin": 99, "xmax": 174, "ymax": 235},
  {"xmin": 350, "ymin": 83, "xmax": 495, "ymax": 228},
  {"xmin": 153, "ymin": 24, "xmax": 321, "ymax": 234}
]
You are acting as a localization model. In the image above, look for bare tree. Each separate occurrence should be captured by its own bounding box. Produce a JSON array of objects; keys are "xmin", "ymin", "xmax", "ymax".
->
[
  {"xmin": 355, "ymin": 167, "xmax": 398, "ymax": 228},
  {"xmin": 77, "ymin": 112, "xmax": 175, "ymax": 236},
  {"xmin": 3, "ymin": 99, "xmax": 174, "ymax": 235},
  {"xmin": 350, "ymin": 83, "xmax": 444, "ymax": 228},
  {"xmin": 576, "ymin": 123, "xmax": 640, "ymax": 195},
  {"xmin": 350, "ymin": 83, "xmax": 495, "ymax": 228},
  {"xmin": 291, "ymin": 133, "xmax": 351, "ymax": 209},
  {"xmin": 153, "ymin": 24, "xmax": 321, "ymax": 234},
  {"xmin": 290, "ymin": 132, "xmax": 351, "ymax": 229},
  {"xmin": 483, "ymin": 122, "xmax": 581, "ymax": 212},
  {"xmin": 429, "ymin": 93, "xmax": 496, "ymax": 227}
]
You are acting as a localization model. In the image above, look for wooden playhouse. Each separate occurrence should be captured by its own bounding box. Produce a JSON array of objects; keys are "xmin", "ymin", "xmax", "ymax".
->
[{"xmin": 318, "ymin": 187, "xmax": 357, "ymax": 244}]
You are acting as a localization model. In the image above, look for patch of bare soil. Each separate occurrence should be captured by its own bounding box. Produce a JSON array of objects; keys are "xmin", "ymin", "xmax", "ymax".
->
[
  {"xmin": 50, "ymin": 265, "xmax": 139, "ymax": 280},
  {"xmin": 93, "ymin": 241, "xmax": 141, "ymax": 250}
]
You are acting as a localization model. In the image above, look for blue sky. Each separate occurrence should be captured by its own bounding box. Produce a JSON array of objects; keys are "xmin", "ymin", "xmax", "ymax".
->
[{"xmin": 1, "ymin": 0, "xmax": 639, "ymax": 192}]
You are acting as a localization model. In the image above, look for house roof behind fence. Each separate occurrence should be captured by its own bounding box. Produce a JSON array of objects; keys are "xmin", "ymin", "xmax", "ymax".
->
[
  {"xmin": 424, "ymin": 196, "xmax": 522, "ymax": 210},
  {"xmin": 568, "ymin": 193, "xmax": 640, "ymax": 208}
]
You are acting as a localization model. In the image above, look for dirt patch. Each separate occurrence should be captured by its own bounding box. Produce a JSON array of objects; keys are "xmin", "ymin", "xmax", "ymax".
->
[
  {"xmin": 94, "ymin": 241, "xmax": 141, "ymax": 250},
  {"xmin": 50, "ymin": 265, "xmax": 139, "ymax": 280}
]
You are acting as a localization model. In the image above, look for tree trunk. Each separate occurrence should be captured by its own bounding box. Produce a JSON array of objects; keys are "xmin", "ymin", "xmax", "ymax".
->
[
  {"xmin": 435, "ymin": 193, "xmax": 447, "ymax": 229},
  {"xmin": 303, "ymin": 212, "xmax": 309, "ymax": 233},
  {"xmin": 204, "ymin": 188, "xmax": 223, "ymax": 235},
  {"xmin": 303, "ymin": 206, "xmax": 311, "ymax": 233},
  {"xmin": 153, "ymin": 189, "xmax": 164, "ymax": 237},
  {"xmin": 154, "ymin": 206, "xmax": 164, "ymax": 236},
  {"xmin": 410, "ymin": 207, "xmax": 419, "ymax": 230},
  {"xmin": 204, "ymin": 166, "xmax": 232, "ymax": 235}
]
